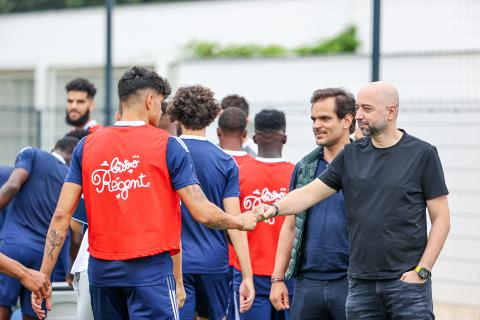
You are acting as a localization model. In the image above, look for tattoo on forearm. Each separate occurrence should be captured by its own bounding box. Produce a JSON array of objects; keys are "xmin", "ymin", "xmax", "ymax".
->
[
  {"xmin": 47, "ymin": 229, "xmax": 63, "ymax": 260},
  {"xmin": 189, "ymin": 185, "xmax": 207, "ymax": 202}
]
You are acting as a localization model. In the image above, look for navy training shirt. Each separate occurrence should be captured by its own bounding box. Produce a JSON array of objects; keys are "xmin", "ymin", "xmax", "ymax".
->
[
  {"xmin": 3, "ymin": 148, "xmax": 69, "ymax": 252},
  {"xmin": 180, "ymin": 136, "xmax": 240, "ymax": 274},
  {"xmin": 0, "ymin": 166, "xmax": 13, "ymax": 241},
  {"xmin": 291, "ymin": 158, "xmax": 349, "ymax": 280},
  {"xmin": 66, "ymin": 129, "xmax": 199, "ymax": 286}
]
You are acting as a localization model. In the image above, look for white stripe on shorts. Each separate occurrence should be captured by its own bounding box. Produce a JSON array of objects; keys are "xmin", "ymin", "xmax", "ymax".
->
[{"xmin": 167, "ymin": 276, "xmax": 179, "ymax": 320}]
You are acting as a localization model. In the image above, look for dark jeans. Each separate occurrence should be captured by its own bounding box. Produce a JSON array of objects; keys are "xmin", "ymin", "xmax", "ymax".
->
[
  {"xmin": 346, "ymin": 278, "xmax": 434, "ymax": 320},
  {"xmin": 289, "ymin": 276, "xmax": 348, "ymax": 320}
]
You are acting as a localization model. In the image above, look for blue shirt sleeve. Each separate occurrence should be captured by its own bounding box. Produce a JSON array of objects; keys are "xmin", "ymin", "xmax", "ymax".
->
[
  {"xmin": 223, "ymin": 158, "xmax": 240, "ymax": 198},
  {"xmin": 65, "ymin": 137, "xmax": 86, "ymax": 185},
  {"xmin": 166, "ymin": 137, "xmax": 199, "ymax": 190},
  {"xmin": 14, "ymin": 147, "xmax": 36, "ymax": 173}
]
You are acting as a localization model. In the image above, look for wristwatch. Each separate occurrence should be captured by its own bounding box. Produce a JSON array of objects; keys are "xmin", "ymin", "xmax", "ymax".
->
[
  {"xmin": 415, "ymin": 266, "xmax": 431, "ymax": 280},
  {"xmin": 270, "ymin": 203, "xmax": 280, "ymax": 218}
]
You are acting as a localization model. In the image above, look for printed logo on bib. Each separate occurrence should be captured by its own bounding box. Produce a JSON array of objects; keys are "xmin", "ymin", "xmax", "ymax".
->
[
  {"xmin": 243, "ymin": 188, "xmax": 287, "ymax": 225},
  {"xmin": 91, "ymin": 155, "xmax": 151, "ymax": 200}
]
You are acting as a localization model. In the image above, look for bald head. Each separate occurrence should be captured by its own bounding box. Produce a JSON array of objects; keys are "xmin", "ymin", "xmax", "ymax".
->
[
  {"xmin": 356, "ymin": 81, "xmax": 401, "ymax": 137},
  {"xmin": 359, "ymin": 81, "xmax": 399, "ymax": 109}
]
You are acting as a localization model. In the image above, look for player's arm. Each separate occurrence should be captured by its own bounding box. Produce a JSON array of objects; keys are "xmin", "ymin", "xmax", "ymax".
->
[
  {"xmin": 270, "ymin": 215, "xmax": 295, "ymax": 310},
  {"xmin": 172, "ymin": 244, "xmax": 185, "ymax": 308},
  {"xmin": 40, "ymin": 183, "xmax": 83, "ymax": 278},
  {"xmin": 0, "ymin": 253, "xmax": 50, "ymax": 298},
  {"xmin": 256, "ymin": 179, "xmax": 336, "ymax": 220},
  {"xmin": 0, "ymin": 168, "xmax": 29, "ymax": 210},
  {"xmin": 177, "ymin": 184, "xmax": 256, "ymax": 231},
  {"xmin": 224, "ymin": 197, "xmax": 255, "ymax": 313}
]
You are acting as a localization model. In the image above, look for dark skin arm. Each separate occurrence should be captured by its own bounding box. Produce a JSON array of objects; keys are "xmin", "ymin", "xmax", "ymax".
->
[{"xmin": 0, "ymin": 168, "xmax": 29, "ymax": 210}]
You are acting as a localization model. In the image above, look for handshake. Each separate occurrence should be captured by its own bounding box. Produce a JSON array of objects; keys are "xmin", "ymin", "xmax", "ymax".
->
[{"xmin": 238, "ymin": 203, "xmax": 279, "ymax": 231}]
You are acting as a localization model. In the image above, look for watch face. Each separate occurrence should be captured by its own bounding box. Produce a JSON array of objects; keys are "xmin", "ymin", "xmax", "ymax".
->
[{"xmin": 418, "ymin": 268, "xmax": 430, "ymax": 279}]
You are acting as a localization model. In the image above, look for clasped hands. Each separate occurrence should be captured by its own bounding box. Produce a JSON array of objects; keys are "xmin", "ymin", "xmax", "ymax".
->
[{"xmin": 252, "ymin": 203, "xmax": 277, "ymax": 222}]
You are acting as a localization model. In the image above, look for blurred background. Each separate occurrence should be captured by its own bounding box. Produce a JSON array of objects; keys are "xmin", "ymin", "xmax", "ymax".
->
[{"xmin": 0, "ymin": 0, "xmax": 479, "ymax": 318}]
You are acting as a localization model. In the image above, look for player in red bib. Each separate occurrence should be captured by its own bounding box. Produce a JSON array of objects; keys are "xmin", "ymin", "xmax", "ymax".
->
[
  {"xmin": 31, "ymin": 67, "xmax": 257, "ymax": 320},
  {"xmin": 233, "ymin": 109, "xmax": 295, "ymax": 319},
  {"xmin": 217, "ymin": 107, "xmax": 257, "ymax": 320}
]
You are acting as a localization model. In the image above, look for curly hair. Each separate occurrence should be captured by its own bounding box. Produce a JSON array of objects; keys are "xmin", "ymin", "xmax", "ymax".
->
[
  {"xmin": 118, "ymin": 66, "xmax": 171, "ymax": 102},
  {"xmin": 168, "ymin": 85, "xmax": 220, "ymax": 130},
  {"xmin": 65, "ymin": 78, "xmax": 97, "ymax": 98},
  {"xmin": 220, "ymin": 94, "xmax": 249, "ymax": 116},
  {"xmin": 255, "ymin": 109, "xmax": 286, "ymax": 133}
]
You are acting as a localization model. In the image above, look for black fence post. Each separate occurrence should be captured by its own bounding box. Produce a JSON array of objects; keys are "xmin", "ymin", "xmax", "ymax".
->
[{"xmin": 372, "ymin": 0, "xmax": 381, "ymax": 81}]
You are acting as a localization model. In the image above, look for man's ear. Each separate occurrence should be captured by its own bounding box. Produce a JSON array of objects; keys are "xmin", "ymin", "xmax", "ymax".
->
[
  {"xmin": 388, "ymin": 105, "xmax": 398, "ymax": 120},
  {"xmin": 282, "ymin": 134, "xmax": 287, "ymax": 145},
  {"xmin": 145, "ymin": 93, "xmax": 154, "ymax": 110},
  {"xmin": 88, "ymin": 99, "xmax": 96, "ymax": 112},
  {"xmin": 217, "ymin": 128, "xmax": 222, "ymax": 138},
  {"xmin": 252, "ymin": 134, "xmax": 258, "ymax": 144},
  {"xmin": 242, "ymin": 129, "xmax": 247, "ymax": 139},
  {"xmin": 343, "ymin": 113, "xmax": 353, "ymax": 131}
]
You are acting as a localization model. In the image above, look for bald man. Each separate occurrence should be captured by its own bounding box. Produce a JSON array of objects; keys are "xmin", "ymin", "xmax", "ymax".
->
[{"xmin": 254, "ymin": 81, "xmax": 450, "ymax": 319}]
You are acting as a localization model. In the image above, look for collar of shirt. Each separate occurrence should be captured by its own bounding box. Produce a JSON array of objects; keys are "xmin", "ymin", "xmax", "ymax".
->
[
  {"xmin": 223, "ymin": 150, "xmax": 247, "ymax": 157},
  {"xmin": 51, "ymin": 151, "xmax": 66, "ymax": 164},
  {"xmin": 114, "ymin": 121, "xmax": 146, "ymax": 127},
  {"xmin": 255, "ymin": 157, "xmax": 286, "ymax": 163},
  {"xmin": 83, "ymin": 120, "xmax": 99, "ymax": 130},
  {"xmin": 179, "ymin": 135, "xmax": 208, "ymax": 141}
]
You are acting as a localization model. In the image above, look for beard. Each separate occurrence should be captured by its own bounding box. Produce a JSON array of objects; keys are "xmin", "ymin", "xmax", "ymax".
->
[
  {"xmin": 359, "ymin": 118, "xmax": 387, "ymax": 137},
  {"xmin": 65, "ymin": 109, "xmax": 90, "ymax": 128}
]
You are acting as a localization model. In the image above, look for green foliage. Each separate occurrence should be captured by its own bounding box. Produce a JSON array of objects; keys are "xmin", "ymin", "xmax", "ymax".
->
[
  {"xmin": 184, "ymin": 26, "xmax": 360, "ymax": 60},
  {"xmin": 294, "ymin": 25, "xmax": 359, "ymax": 56}
]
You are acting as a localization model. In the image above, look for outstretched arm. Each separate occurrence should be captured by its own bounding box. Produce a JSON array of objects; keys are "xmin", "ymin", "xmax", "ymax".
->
[
  {"xmin": 256, "ymin": 179, "xmax": 336, "ymax": 220},
  {"xmin": 177, "ymin": 184, "xmax": 256, "ymax": 231}
]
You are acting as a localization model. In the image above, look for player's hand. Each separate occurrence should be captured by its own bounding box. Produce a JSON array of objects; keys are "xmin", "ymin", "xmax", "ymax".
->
[
  {"xmin": 176, "ymin": 281, "xmax": 186, "ymax": 309},
  {"xmin": 238, "ymin": 277, "xmax": 255, "ymax": 313},
  {"xmin": 31, "ymin": 283, "xmax": 52, "ymax": 320},
  {"xmin": 238, "ymin": 212, "xmax": 257, "ymax": 231},
  {"xmin": 400, "ymin": 270, "xmax": 426, "ymax": 284},
  {"xmin": 270, "ymin": 281, "xmax": 290, "ymax": 310},
  {"xmin": 20, "ymin": 268, "xmax": 50, "ymax": 299},
  {"xmin": 253, "ymin": 203, "xmax": 276, "ymax": 222}
]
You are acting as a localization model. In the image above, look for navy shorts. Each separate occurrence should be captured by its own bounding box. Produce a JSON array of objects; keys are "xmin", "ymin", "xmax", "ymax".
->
[
  {"xmin": 90, "ymin": 275, "xmax": 179, "ymax": 320},
  {"xmin": 0, "ymin": 244, "xmax": 47, "ymax": 318},
  {"xmin": 233, "ymin": 269, "xmax": 294, "ymax": 320},
  {"xmin": 180, "ymin": 273, "xmax": 230, "ymax": 320}
]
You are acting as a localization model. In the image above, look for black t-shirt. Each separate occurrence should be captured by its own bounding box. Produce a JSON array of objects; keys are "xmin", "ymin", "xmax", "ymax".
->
[{"xmin": 318, "ymin": 130, "xmax": 448, "ymax": 280}]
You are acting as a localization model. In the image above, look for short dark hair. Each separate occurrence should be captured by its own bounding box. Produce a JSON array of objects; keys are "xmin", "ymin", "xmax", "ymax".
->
[
  {"xmin": 65, "ymin": 78, "xmax": 97, "ymax": 98},
  {"xmin": 310, "ymin": 88, "xmax": 356, "ymax": 134},
  {"xmin": 168, "ymin": 85, "xmax": 220, "ymax": 130},
  {"xmin": 220, "ymin": 95, "xmax": 249, "ymax": 117},
  {"xmin": 65, "ymin": 129, "xmax": 91, "ymax": 140},
  {"xmin": 118, "ymin": 66, "xmax": 171, "ymax": 102},
  {"xmin": 161, "ymin": 100, "xmax": 169, "ymax": 114},
  {"xmin": 218, "ymin": 107, "xmax": 247, "ymax": 134},
  {"xmin": 54, "ymin": 136, "xmax": 79, "ymax": 155},
  {"xmin": 255, "ymin": 109, "xmax": 286, "ymax": 133}
]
